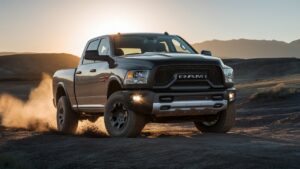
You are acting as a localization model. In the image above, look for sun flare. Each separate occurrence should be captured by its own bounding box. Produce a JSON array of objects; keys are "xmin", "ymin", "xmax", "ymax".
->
[{"xmin": 87, "ymin": 18, "xmax": 143, "ymax": 38}]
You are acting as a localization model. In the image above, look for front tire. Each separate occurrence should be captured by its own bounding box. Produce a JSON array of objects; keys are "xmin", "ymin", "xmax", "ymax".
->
[
  {"xmin": 194, "ymin": 102, "xmax": 236, "ymax": 133},
  {"xmin": 56, "ymin": 96, "xmax": 78, "ymax": 134},
  {"xmin": 104, "ymin": 92, "xmax": 146, "ymax": 138}
]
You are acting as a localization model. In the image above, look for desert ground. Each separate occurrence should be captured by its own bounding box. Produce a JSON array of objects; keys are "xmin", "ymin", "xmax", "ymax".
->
[{"xmin": 0, "ymin": 54, "xmax": 299, "ymax": 169}]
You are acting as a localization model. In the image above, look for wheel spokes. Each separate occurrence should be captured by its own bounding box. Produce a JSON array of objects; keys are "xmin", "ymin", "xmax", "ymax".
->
[{"xmin": 109, "ymin": 102, "xmax": 128, "ymax": 130}]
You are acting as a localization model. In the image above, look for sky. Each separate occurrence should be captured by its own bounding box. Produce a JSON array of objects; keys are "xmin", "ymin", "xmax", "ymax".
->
[{"xmin": 0, "ymin": 0, "xmax": 300, "ymax": 56}]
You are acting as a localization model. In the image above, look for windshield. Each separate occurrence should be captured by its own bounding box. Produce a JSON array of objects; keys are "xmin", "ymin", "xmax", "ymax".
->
[{"xmin": 112, "ymin": 34, "xmax": 196, "ymax": 56}]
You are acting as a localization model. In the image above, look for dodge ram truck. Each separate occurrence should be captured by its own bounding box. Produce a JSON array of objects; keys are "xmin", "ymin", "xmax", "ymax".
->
[{"xmin": 52, "ymin": 33, "xmax": 236, "ymax": 137}]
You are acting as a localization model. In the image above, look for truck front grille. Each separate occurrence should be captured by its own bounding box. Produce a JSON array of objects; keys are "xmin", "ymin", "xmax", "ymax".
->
[{"xmin": 153, "ymin": 65, "xmax": 224, "ymax": 88}]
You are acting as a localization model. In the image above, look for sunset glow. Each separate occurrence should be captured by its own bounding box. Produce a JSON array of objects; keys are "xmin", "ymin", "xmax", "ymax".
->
[{"xmin": 1, "ymin": 0, "xmax": 300, "ymax": 56}]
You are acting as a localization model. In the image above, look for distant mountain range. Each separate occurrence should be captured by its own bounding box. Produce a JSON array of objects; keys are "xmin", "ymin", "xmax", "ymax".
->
[
  {"xmin": 192, "ymin": 39, "xmax": 300, "ymax": 58},
  {"xmin": 0, "ymin": 52, "xmax": 38, "ymax": 56}
]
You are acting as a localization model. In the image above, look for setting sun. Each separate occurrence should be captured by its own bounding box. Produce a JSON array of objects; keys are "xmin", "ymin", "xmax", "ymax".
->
[{"xmin": 84, "ymin": 18, "xmax": 143, "ymax": 39}]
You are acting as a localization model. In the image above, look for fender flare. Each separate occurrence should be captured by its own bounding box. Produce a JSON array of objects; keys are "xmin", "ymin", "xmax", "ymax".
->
[
  {"xmin": 107, "ymin": 75, "xmax": 123, "ymax": 88},
  {"xmin": 106, "ymin": 75, "xmax": 123, "ymax": 97},
  {"xmin": 55, "ymin": 82, "xmax": 71, "ymax": 106}
]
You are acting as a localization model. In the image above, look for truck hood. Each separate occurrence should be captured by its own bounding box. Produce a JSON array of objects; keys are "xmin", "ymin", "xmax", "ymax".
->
[{"xmin": 116, "ymin": 53, "xmax": 224, "ymax": 69}]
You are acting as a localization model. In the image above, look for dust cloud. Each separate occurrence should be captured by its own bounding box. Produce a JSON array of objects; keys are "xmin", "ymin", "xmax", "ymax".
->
[
  {"xmin": 0, "ymin": 73, "xmax": 107, "ymax": 134},
  {"xmin": 77, "ymin": 118, "xmax": 108, "ymax": 137},
  {"xmin": 0, "ymin": 74, "xmax": 56, "ymax": 131},
  {"xmin": 250, "ymin": 83, "xmax": 300, "ymax": 101}
]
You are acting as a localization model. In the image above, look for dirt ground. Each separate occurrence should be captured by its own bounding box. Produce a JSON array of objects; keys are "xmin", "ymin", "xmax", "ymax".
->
[{"xmin": 0, "ymin": 75, "xmax": 300, "ymax": 169}]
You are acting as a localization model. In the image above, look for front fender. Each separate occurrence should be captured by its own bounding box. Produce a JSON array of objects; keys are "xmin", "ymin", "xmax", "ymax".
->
[
  {"xmin": 54, "ymin": 82, "xmax": 71, "ymax": 107},
  {"xmin": 107, "ymin": 75, "xmax": 124, "ymax": 88}
]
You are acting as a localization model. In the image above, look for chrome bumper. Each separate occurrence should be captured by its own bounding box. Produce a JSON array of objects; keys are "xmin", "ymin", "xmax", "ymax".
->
[{"xmin": 152, "ymin": 100, "xmax": 227, "ymax": 117}]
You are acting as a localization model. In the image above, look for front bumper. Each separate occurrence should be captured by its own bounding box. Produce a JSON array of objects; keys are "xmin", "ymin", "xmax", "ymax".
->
[
  {"xmin": 152, "ymin": 99, "xmax": 227, "ymax": 117},
  {"xmin": 122, "ymin": 88, "xmax": 236, "ymax": 117}
]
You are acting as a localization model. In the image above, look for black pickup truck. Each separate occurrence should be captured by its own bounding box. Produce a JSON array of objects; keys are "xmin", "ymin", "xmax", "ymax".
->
[{"xmin": 52, "ymin": 33, "xmax": 236, "ymax": 137}]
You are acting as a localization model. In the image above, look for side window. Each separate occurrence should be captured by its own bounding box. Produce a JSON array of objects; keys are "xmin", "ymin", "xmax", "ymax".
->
[
  {"xmin": 95, "ymin": 38, "xmax": 110, "ymax": 62},
  {"xmin": 98, "ymin": 38, "xmax": 110, "ymax": 55},
  {"xmin": 82, "ymin": 39, "xmax": 100, "ymax": 64},
  {"xmin": 87, "ymin": 40, "xmax": 100, "ymax": 51}
]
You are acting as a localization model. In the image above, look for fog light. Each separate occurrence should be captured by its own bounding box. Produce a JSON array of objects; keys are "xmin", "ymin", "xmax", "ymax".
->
[
  {"xmin": 229, "ymin": 92, "xmax": 235, "ymax": 101},
  {"xmin": 132, "ymin": 94, "xmax": 143, "ymax": 103}
]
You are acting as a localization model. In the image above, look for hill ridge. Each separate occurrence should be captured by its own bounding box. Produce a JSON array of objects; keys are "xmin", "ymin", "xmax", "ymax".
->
[{"xmin": 192, "ymin": 39, "xmax": 300, "ymax": 58}]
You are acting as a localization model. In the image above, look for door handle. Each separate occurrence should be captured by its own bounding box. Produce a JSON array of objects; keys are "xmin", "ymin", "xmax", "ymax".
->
[
  {"xmin": 76, "ymin": 71, "xmax": 82, "ymax": 74},
  {"xmin": 90, "ymin": 69, "xmax": 96, "ymax": 73}
]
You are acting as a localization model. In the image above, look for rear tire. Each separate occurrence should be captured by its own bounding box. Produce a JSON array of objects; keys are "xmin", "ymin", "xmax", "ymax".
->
[
  {"xmin": 194, "ymin": 102, "xmax": 236, "ymax": 133},
  {"xmin": 56, "ymin": 96, "xmax": 78, "ymax": 134},
  {"xmin": 104, "ymin": 92, "xmax": 146, "ymax": 138}
]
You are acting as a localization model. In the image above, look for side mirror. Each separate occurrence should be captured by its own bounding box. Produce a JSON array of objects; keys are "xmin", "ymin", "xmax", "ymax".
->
[
  {"xmin": 201, "ymin": 50, "xmax": 212, "ymax": 56},
  {"xmin": 84, "ymin": 50, "xmax": 116, "ymax": 68},
  {"xmin": 84, "ymin": 50, "xmax": 101, "ymax": 60}
]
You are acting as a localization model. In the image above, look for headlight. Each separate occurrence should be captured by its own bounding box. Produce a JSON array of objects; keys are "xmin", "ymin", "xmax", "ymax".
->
[
  {"xmin": 223, "ymin": 67, "xmax": 234, "ymax": 83},
  {"xmin": 124, "ymin": 70, "xmax": 149, "ymax": 84}
]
